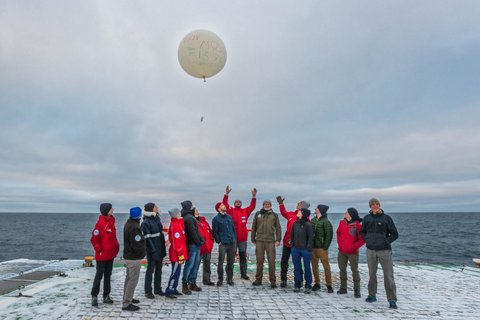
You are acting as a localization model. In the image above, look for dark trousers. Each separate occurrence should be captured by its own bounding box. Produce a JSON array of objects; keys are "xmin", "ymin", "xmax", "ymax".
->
[
  {"xmin": 166, "ymin": 262, "xmax": 182, "ymax": 295},
  {"xmin": 144, "ymin": 259, "xmax": 163, "ymax": 294},
  {"xmin": 91, "ymin": 259, "xmax": 114, "ymax": 297},
  {"xmin": 280, "ymin": 245, "xmax": 291, "ymax": 282},
  {"xmin": 338, "ymin": 251, "xmax": 360, "ymax": 291},
  {"xmin": 201, "ymin": 253, "xmax": 212, "ymax": 283},
  {"xmin": 237, "ymin": 241, "xmax": 248, "ymax": 277},
  {"xmin": 218, "ymin": 242, "xmax": 236, "ymax": 282},
  {"xmin": 291, "ymin": 247, "xmax": 312, "ymax": 288}
]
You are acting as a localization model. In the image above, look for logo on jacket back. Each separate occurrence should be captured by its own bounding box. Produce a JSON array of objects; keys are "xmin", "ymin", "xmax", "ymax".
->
[
  {"xmin": 174, "ymin": 232, "xmax": 180, "ymax": 239},
  {"xmin": 135, "ymin": 235, "xmax": 141, "ymax": 242},
  {"xmin": 93, "ymin": 229, "xmax": 99, "ymax": 236}
]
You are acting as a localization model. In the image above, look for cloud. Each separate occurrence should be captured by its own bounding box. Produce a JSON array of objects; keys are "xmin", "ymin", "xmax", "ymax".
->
[{"xmin": 1, "ymin": 1, "xmax": 480, "ymax": 213}]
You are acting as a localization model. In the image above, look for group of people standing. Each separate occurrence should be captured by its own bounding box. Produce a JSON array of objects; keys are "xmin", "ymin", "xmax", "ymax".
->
[{"xmin": 90, "ymin": 186, "xmax": 400, "ymax": 312}]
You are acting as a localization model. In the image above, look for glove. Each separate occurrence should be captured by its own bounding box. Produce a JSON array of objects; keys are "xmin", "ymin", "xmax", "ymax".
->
[{"xmin": 276, "ymin": 196, "xmax": 284, "ymax": 205}]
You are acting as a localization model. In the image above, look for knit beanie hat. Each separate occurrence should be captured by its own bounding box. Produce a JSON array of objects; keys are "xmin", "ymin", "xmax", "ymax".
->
[
  {"xmin": 181, "ymin": 200, "xmax": 193, "ymax": 211},
  {"xmin": 215, "ymin": 202, "xmax": 223, "ymax": 213},
  {"xmin": 368, "ymin": 198, "xmax": 380, "ymax": 208},
  {"xmin": 168, "ymin": 208, "xmax": 181, "ymax": 218},
  {"xmin": 144, "ymin": 202, "xmax": 155, "ymax": 212},
  {"xmin": 99, "ymin": 203, "xmax": 112, "ymax": 216},
  {"xmin": 347, "ymin": 208, "xmax": 360, "ymax": 222},
  {"xmin": 299, "ymin": 201, "xmax": 310, "ymax": 209},
  {"xmin": 263, "ymin": 200, "xmax": 272, "ymax": 206},
  {"xmin": 300, "ymin": 208, "xmax": 311, "ymax": 220},
  {"xmin": 129, "ymin": 207, "xmax": 142, "ymax": 219},
  {"xmin": 316, "ymin": 204, "xmax": 329, "ymax": 215}
]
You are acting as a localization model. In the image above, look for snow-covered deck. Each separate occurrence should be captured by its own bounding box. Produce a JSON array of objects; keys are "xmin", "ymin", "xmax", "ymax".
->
[{"xmin": 0, "ymin": 259, "xmax": 479, "ymax": 319}]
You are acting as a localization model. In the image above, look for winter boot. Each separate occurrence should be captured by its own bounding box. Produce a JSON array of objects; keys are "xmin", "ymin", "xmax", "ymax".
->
[
  {"xmin": 389, "ymin": 300, "xmax": 398, "ymax": 309},
  {"xmin": 327, "ymin": 285, "xmax": 334, "ymax": 293},
  {"xmin": 182, "ymin": 282, "xmax": 192, "ymax": 295},
  {"xmin": 312, "ymin": 283, "xmax": 320, "ymax": 291},
  {"xmin": 280, "ymin": 280, "xmax": 287, "ymax": 288},
  {"xmin": 189, "ymin": 282, "xmax": 202, "ymax": 292},
  {"xmin": 91, "ymin": 296, "xmax": 98, "ymax": 307},
  {"xmin": 337, "ymin": 288, "xmax": 347, "ymax": 294},
  {"xmin": 145, "ymin": 292, "xmax": 155, "ymax": 299},
  {"xmin": 103, "ymin": 295, "xmax": 114, "ymax": 304},
  {"xmin": 354, "ymin": 290, "xmax": 361, "ymax": 298},
  {"xmin": 365, "ymin": 295, "xmax": 377, "ymax": 303},
  {"xmin": 240, "ymin": 264, "xmax": 250, "ymax": 280},
  {"xmin": 155, "ymin": 288, "xmax": 165, "ymax": 296}
]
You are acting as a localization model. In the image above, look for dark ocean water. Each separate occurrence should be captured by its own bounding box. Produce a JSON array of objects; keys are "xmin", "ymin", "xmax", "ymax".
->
[{"xmin": 1, "ymin": 212, "xmax": 479, "ymax": 266}]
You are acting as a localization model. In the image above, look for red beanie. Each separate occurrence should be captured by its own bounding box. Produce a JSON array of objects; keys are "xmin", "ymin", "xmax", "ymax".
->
[{"xmin": 215, "ymin": 202, "xmax": 222, "ymax": 212}]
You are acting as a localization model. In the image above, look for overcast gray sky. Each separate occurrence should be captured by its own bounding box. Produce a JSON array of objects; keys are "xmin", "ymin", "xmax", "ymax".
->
[{"xmin": 1, "ymin": 0, "xmax": 480, "ymax": 213}]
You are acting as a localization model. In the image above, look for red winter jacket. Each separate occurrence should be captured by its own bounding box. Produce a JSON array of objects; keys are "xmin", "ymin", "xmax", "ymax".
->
[
  {"xmin": 198, "ymin": 216, "xmax": 214, "ymax": 255},
  {"xmin": 90, "ymin": 215, "xmax": 120, "ymax": 261},
  {"xmin": 168, "ymin": 217, "xmax": 189, "ymax": 262},
  {"xmin": 223, "ymin": 194, "xmax": 256, "ymax": 242},
  {"xmin": 336, "ymin": 219, "xmax": 365, "ymax": 255},
  {"xmin": 279, "ymin": 204, "xmax": 303, "ymax": 248}
]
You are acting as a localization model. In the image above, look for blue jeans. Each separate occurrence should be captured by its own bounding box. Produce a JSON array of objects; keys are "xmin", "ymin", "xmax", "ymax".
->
[
  {"xmin": 182, "ymin": 244, "xmax": 201, "ymax": 284},
  {"xmin": 291, "ymin": 247, "xmax": 313, "ymax": 288},
  {"xmin": 166, "ymin": 262, "xmax": 182, "ymax": 295}
]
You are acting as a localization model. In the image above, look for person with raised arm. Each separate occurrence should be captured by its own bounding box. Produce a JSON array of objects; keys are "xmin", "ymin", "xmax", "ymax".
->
[{"xmin": 222, "ymin": 185, "xmax": 257, "ymax": 280}]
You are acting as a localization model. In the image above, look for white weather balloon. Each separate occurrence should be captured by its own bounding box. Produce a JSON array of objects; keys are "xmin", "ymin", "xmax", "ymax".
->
[{"xmin": 178, "ymin": 29, "xmax": 227, "ymax": 80}]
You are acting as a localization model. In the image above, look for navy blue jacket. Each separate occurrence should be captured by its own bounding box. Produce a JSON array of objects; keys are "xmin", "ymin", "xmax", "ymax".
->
[
  {"xmin": 360, "ymin": 210, "xmax": 399, "ymax": 250},
  {"xmin": 212, "ymin": 213, "xmax": 236, "ymax": 245},
  {"xmin": 141, "ymin": 211, "xmax": 166, "ymax": 261}
]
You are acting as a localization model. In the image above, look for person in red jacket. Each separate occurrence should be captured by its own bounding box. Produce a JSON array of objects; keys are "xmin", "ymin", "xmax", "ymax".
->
[
  {"xmin": 223, "ymin": 185, "xmax": 257, "ymax": 280},
  {"xmin": 196, "ymin": 209, "xmax": 215, "ymax": 286},
  {"xmin": 276, "ymin": 196, "xmax": 311, "ymax": 288},
  {"xmin": 90, "ymin": 203, "xmax": 120, "ymax": 307},
  {"xmin": 336, "ymin": 207, "xmax": 365, "ymax": 298},
  {"xmin": 165, "ymin": 208, "xmax": 189, "ymax": 299}
]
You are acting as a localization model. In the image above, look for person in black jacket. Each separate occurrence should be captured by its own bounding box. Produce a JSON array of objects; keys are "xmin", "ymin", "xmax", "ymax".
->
[
  {"xmin": 212, "ymin": 202, "xmax": 237, "ymax": 286},
  {"xmin": 180, "ymin": 200, "xmax": 205, "ymax": 294},
  {"xmin": 290, "ymin": 208, "xmax": 313, "ymax": 293},
  {"xmin": 141, "ymin": 202, "xmax": 166, "ymax": 299},
  {"xmin": 360, "ymin": 198, "xmax": 399, "ymax": 309},
  {"xmin": 122, "ymin": 207, "xmax": 145, "ymax": 312}
]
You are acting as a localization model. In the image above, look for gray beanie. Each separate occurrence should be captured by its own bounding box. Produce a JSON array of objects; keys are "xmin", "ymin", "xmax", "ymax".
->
[
  {"xmin": 368, "ymin": 198, "xmax": 380, "ymax": 208},
  {"xmin": 168, "ymin": 208, "xmax": 181, "ymax": 218},
  {"xmin": 299, "ymin": 200, "xmax": 310, "ymax": 209}
]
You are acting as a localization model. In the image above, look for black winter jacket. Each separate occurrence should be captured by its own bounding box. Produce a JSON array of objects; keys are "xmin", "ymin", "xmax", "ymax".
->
[
  {"xmin": 181, "ymin": 209, "xmax": 205, "ymax": 246},
  {"xmin": 123, "ymin": 218, "xmax": 146, "ymax": 260},
  {"xmin": 291, "ymin": 219, "xmax": 313, "ymax": 250},
  {"xmin": 141, "ymin": 211, "xmax": 166, "ymax": 261},
  {"xmin": 360, "ymin": 210, "xmax": 399, "ymax": 250}
]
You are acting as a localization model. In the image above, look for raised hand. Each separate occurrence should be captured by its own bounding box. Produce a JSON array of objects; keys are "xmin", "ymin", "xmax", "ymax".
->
[
  {"xmin": 252, "ymin": 188, "xmax": 257, "ymax": 198},
  {"xmin": 276, "ymin": 196, "xmax": 285, "ymax": 205},
  {"xmin": 226, "ymin": 185, "xmax": 232, "ymax": 195}
]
